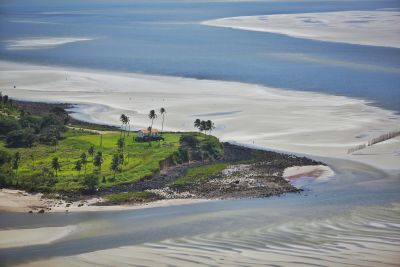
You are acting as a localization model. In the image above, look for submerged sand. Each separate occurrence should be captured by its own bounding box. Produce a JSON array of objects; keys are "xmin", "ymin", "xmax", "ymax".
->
[
  {"xmin": 15, "ymin": 203, "xmax": 400, "ymax": 267},
  {"xmin": 202, "ymin": 10, "xmax": 400, "ymax": 48},
  {"xmin": 0, "ymin": 226, "xmax": 76, "ymax": 249},
  {"xmin": 1, "ymin": 60, "xmax": 399, "ymax": 171}
]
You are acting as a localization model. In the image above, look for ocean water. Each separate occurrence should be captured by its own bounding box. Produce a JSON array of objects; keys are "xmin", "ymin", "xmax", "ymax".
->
[
  {"xmin": 0, "ymin": 1, "xmax": 400, "ymax": 265},
  {"xmin": 0, "ymin": 0, "xmax": 399, "ymax": 111},
  {"xmin": 0, "ymin": 157, "xmax": 399, "ymax": 266}
]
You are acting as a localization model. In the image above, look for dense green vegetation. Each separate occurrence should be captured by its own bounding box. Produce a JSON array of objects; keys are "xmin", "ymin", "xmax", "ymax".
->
[
  {"xmin": 0, "ymin": 95, "xmax": 224, "ymax": 195},
  {"xmin": 173, "ymin": 163, "xmax": 229, "ymax": 186},
  {"xmin": 105, "ymin": 191, "xmax": 157, "ymax": 203},
  {"xmin": 172, "ymin": 132, "xmax": 224, "ymax": 164},
  {"xmin": 0, "ymin": 94, "xmax": 68, "ymax": 148},
  {"xmin": 0, "ymin": 131, "xmax": 181, "ymax": 192}
]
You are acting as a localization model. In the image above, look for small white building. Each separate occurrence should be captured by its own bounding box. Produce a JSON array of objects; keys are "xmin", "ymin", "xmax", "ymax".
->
[{"xmin": 137, "ymin": 128, "xmax": 159, "ymax": 138}]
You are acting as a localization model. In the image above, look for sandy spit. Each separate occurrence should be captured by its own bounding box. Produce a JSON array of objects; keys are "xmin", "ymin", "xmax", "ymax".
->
[
  {"xmin": 1, "ymin": 60, "xmax": 399, "ymax": 171},
  {"xmin": 202, "ymin": 10, "xmax": 400, "ymax": 48},
  {"xmin": 0, "ymin": 189, "xmax": 209, "ymax": 213}
]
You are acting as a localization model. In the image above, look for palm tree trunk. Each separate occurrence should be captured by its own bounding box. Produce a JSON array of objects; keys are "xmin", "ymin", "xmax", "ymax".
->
[
  {"xmin": 123, "ymin": 123, "xmax": 126, "ymax": 139},
  {"xmin": 149, "ymin": 119, "xmax": 154, "ymax": 146},
  {"xmin": 161, "ymin": 114, "xmax": 165, "ymax": 135}
]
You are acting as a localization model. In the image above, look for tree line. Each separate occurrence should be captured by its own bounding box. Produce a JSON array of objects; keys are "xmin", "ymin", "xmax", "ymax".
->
[{"xmin": 194, "ymin": 119, "xmax": 215, "ymax": 135}]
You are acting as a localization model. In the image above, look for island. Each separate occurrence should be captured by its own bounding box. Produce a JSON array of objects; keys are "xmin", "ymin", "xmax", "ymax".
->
[{"xmin": 0, "ymin": 95, "xmax": 326, "ymax": 213}]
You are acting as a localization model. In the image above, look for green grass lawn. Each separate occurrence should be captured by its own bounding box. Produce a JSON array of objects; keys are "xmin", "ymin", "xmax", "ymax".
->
[
  {"xmin": 173, "ymin": 162, "xmax": 229, "ymax": 186},
  {"xmin": 105, "ymin": 191, "xmax": 157, "ymax": 203},
  {"xmin": 0, "ymin": 130, "xmax": 181, "ymax": 191}
]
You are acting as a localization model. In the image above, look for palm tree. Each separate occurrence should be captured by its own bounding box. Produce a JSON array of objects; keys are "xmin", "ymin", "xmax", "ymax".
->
[
  {"xmin": 51, "ymin": 137, "xmax": 59, "ymax": 152},
  {"xmin": 99, "ymin": 135, "xmax": 103, "ymax": 151},
  {"xmin": 126, "ymin": 116, "xmax": 131, "ymax": 136},
  {"xmin": 123, "ymin": 115, "xmax": 129, "ymax": 138},
  {"xmin": 148, "ymin": 110, "xmax": 157, "ymax": 146},
  {"xmin": 88, "ymin": 145, "xmax": 95, "ymax": 162},
  {"xmin": 200, "ymin": 120, "xmax": 207, "ymax": 135},
  {"xmin": 93, "ymin": 151, "xmax": 103, "ymax": 174},
  {"xmin": 80, "ymin": 152, "xmax": 88, "ymax": 175},
  {"xmin": 120, "ymin": 114, "xmax": 127, "ymax": 138},
  {"xmin": 3, "ymin": 95, "xmax": 8, "ymax": 105},
  {"xmin": 51, "ymin": 157, "xmax": 61, "ymax": 177},
  {"xmin": 118, "ymin": 152, "xmax": 124, "ymax": 170},
  {"xmin": 75, "ymin": 159, "xmax": 82, "ymax": 177},
  {"xmin": 160, "ymin": 108, "xmax": 166, "ymax": 135},
  {"xmin": 206, "ymin": 120, "xmax": 215, "ymax": 136},
  {"xmin": 30, "ymin": 154, "xmax": 35, "ymax": 169},
  {"xmin": 117, "ymin": 138, "xmax": 125, "ymax": 151},
  {"xmin": 12, "ymin": 152, "xmax": 21, "ymax": 181},
  {"xmin": 194, "ymin": 119, "xmax": 201, "ymax": 132},
  {"xmin": 110, "ymin": 154, "xmax": 120, "ymax": 179}
]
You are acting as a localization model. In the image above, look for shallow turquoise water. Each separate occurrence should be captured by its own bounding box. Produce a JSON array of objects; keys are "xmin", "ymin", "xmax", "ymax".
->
[
  {"xmin": 0, "ymin": 157, "xmax": 399, "ymax": 266},
  {"xmin": 0, "ymin": 0, "xmax": 399, "ymax": 110}
]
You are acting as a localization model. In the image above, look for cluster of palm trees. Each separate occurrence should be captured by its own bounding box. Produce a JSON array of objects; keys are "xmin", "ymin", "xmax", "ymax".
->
[
  {"xmin": 148, "ymin": 108, "xmax": 166, "ymax": 133},
  {"xmin": 11, "ymin": 108, "xmax": 220, "ymax": 187},
  {"xmin": 194, "ymin": 119, "xmax": 215, "ymax": 135},
  {"xmin": 73, "ymin": 145, "xmax": 103, "ymax": 178},
  {"xmin": 119, "ymin": 108, "xmax": 166, "ymax": 138},
  {"xmin": 146, "ymin": 108, "xmax": 166, "ymax": 146},
  {"xmin": 109, "ymin": 137, "xmax": 126, "ymax": 179},
  {"xmin": 119, "ymin": 114, "xmax": 131, "ymax": 137}
]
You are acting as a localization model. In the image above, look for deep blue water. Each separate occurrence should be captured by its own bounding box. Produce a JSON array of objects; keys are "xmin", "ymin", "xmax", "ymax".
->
[{"xmin": 0, "ymin": 0, "xmax": 399, "ymax": 111}]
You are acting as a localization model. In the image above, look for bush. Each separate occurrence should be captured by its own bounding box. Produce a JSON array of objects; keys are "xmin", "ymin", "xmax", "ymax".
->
[
  {"xmin": 19, "ymin": 115, "xmax": 42, "ymax": 133},
  {"xmin": 5, "ymin": 128, "xmax": 36, "ymax": 147},
  {"xmin": 0, "ymin": 117, "xmax": 20, "ymax": 135},
  {"xmin": 179, "ymin": 133, "xmax": 223, "ymax": 162},
  {"xmin": 180, "ymin": 134, "xmax": 199, "ymax": 148},
  {"xmin": 0, "ymin": 150, "xmax": 11, "ymax": 165},
  {"xmin": 38, "ymin": 126, "xmax": 65, "ymax": 144},
  {"xmin": 0, "ymin": 165, "xmax": 14, "ymax": 187},
  {"xmin": 83, "ymin": 174, "xmax": 99, "ymax": 192}
]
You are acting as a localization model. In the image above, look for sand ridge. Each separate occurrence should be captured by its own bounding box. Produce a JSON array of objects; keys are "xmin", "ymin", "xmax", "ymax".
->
[
  {"xmin": 1, "ymin": 60, "xmax": 399, "ymax": 170},
  {"xmin": 202, "ymin": 10, "xmax": 400, "ymax": 48}
]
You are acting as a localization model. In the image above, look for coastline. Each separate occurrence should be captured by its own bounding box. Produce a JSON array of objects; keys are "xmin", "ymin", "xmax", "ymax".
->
[
  {"xmin": 0, "ymin": 140, "xmax": 328, "ymax": 213},
  {"xmin": 1, "ymin": 60, "xmax": 399, "ymax": 172},
  {"xmin": 0, "ymin": 188, "xmax": 210, "ymax": 213},
  {"xmin": 0, "ymin": 163, "xmax": 333, "ymax": 213},
  {"xmin": 202, "ymin": 10, "xmax": 400, "ymax": 48}
]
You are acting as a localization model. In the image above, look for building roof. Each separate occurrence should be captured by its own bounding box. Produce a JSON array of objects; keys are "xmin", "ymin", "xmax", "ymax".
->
[{"xmin": 139, "ymin": 129, "xmax": 159, "ymax": 133}]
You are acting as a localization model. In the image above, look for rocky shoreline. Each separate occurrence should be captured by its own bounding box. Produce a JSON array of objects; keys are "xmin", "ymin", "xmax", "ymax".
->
[
  {"xmin": 98, "ymin": 143, "xmax": 324, "ymax": 205},
  {"xmin": 2, "ymin": 100, "xmax": 326, "ymax": 211}
]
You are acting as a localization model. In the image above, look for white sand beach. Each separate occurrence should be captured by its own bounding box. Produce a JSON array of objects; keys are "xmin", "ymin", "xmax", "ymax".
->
[
  {"xmin": 0, "ymin": 189, "xmax": 209, "ymax": 213},
  {"xmin": 1, "ymin": 60, "xmax": 399, "ymax": 171},
  {"xmin": 202, "ymin": 10, "xmax": 400, "ymax": 48}
]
